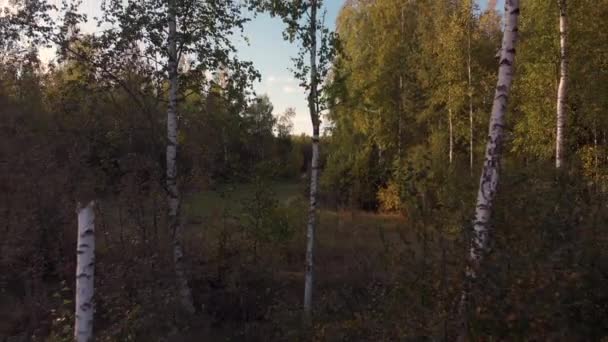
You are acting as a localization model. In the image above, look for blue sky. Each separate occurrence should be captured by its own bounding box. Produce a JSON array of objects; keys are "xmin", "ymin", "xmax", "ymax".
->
[
  {"xmin": 28, "ymin": 0, "xmax": 503, "ymax": 135},
  {"xmin": 235, "ymin": 3, "xmax": 343, "ymax": 135},
  {"xmin": 239, "ymin": 0, "xmax": 502, "ymax": 134}
]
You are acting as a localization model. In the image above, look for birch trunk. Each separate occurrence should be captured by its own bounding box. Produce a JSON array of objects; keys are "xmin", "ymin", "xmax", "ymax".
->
[
  {"xmin": 449, "ymin": 106, "xmax": 454, "ymax": 165},
  {"xmin": 398, "ymin": 75, "xmax": 403, "ymax": 159},
  {"xmin": 468, "ymin": 17, "xmax": 474, "ymax": 174},
  {"xmin": 303, "ymin": 0, "xmax": 319, "ymax": 325},
  {"xmin": 458, "ymin": 0, "xmax": 520, "ymax": 339},
  {"xmin": 75, "ymin": 201, "xmax": 95, "ymax": 342},
  {"xmin": 398, "ymin": 6, "xmax": 405, "ymax": 160},
  {"xmin": 594, "ymin": 121, "xmax": 599, "ymax": 181},
  {"xmin": 167, "ymin": 0, "xmax": 195, "ymax": 314},
  {"xmin": 555, "ymin": 0, "xmax": 568, "ymax": 169}
]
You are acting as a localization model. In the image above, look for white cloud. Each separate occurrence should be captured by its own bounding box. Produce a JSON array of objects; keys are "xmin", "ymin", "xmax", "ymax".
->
[
  {"xmin": 266, "ymin": 75, "xmax": 299, "ymax": 85},
  {"xmin": 282, "ymin": 86, "xmax": 296, "ymax": 94}
]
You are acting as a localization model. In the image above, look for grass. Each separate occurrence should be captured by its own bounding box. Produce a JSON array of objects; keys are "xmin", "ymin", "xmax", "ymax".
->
[
  {"xmin": 0, "ymin": 180, "xmax": 416, "ymax": 341},
  {"xmin": 183, "ymin": 179, "xmax": 412, "ymax": 253},
  {"xmin": 182, "ymin": 180, "xmax": 409, "ymax": 246},
  {"xmin": 182, "ymin": 179, "xmax": 414, "ymax": 288},
  {"xmin": 1, "ymin": 179, "xmax": 435, "ymax": 341},
  {"xmin": 183, "ymin": 181, "xmax": 304, "ymax": 219},
  {"xmin": 174, "ymin": 180, "xmax": 417, "ymax": 340}
]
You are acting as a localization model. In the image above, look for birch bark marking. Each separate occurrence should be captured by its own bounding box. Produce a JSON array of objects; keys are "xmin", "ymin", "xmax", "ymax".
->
[
  {"xmin": 75, "ymin": 201, "xmax": 95, "ymax": 342},
  {"xmin": 303, "ymin": 0, "xmax": 319, "ymax": 325},
  {"xmin": 556, "ymin": 0, "xmax": 568, "ymax": 169},
  {"xmin": 167, "ymin": 0, "xmax": 195, "ymax": 314},
  {"xmin": 459, "ymin": 0, "xmax": 520, "ymax": 339}
]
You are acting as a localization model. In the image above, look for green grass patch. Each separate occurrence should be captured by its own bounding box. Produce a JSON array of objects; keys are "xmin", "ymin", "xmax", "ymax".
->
[{"xmin": 184, "ymin": 181, "xmax": 303, "ymax": 219}]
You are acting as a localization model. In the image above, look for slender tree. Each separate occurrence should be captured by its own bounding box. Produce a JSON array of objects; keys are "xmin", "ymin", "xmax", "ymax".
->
[
  {"xmin": 164, "ymin": 0, "xmax": 195, "ymax": 313},
  {"xmin": 459, "ymin": 0, "xmax": 520, "ymax": 339},
  {"xmin": 467, "ymin": 1, "xmax": 475, "ymax": 174},
  {"xmin": 98, "ymin": 0, "xmax": 258, "ymax": 313},
  {"xmin": 432, "ymin": 0, "xmax": 469, "ymax": 166},
  {"xmin": 556, "ymin": 0, "xmax": 568, "ymax": 169},
  {"xmin": 449, "ymin": 103, "xmax": 454, "ymax": 164},
  {"xmin": 303, "ymin": 0, "xmax": 319, "ymax": 324},
  {"xmin": 75, "ymin": 201, "xmax": 95, "ymax": 342},
  {"xmin": 260, "ymin": 0, "xmax": 336, "ymax": 325}
]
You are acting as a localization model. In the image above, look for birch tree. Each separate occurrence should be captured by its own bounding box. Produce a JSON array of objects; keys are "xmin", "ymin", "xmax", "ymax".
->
[
  {"xmin": 431, "ymin": 0, "xmax": 468, "ymax": 166},
  {"xmin": 165, "ymin": 0, "xmax": 193, "ymax": 313},
  {"xmin": 303, "ymin": 0, "xmax": 320, "ymax": 324},
  {"xmin": 459, "ymin": 0, "xmax": 520, "ymax": 339},
  {"xmin": 555, "ymin": 0, "xmax": 568, "ymax": 169},
  {"xmin": 75, "ymin": 201, "xmax": 95, "ymax": 342},
  {"xmin": 466, "ymin": 0, "xmax": 475, "ymax": 174},
  {"xmin": 260, "ymin": 0, "xmax": 336, "ymax": 325},
  {"xmin": 99, "ymin": 0, "xmax": 258, "ymax": 313}
]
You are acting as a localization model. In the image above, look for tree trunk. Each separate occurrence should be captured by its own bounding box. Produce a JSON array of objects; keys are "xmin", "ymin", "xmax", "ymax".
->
[
  {"xmin": 398, "ymin": 5, "xmax": 405, "ymax": 160},
  {"xmin": 468, "ymin": 14, "xmax": 474, "ymax": 175},
  {"xmin": 222, "ymin": 126, "xmax": 229, "ymax": 167},
  {"xmin": 594, "ymin": 120, "xmax": 599, "ymax": 182},
  {"xmin": 167, "ymin": 0, "xmax": 195, "ymax": 314},
  {"xmin": 398, "ymin": 75, "xmax": 404, "ymax": 159},
  {"xmin": 449, "ymin": 106, "xmax": 454, "ymax": 165},
  {"xmin": 458, "ymin": 0, "xmax": 520, "ymax": 339},
  {"xmin": 303, "ymin": 0, "xmax": 318, "ymax": 326},
  {"xmin": 75, "ymin": 201, "xmax": 95, "ymax": 342},
  {"xmin": 556, "ymin": 0, "xmax": 568, "ymax": 169}
]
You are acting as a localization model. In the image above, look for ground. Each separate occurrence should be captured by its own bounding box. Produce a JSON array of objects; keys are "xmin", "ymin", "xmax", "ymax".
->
[
  {"xmin": 0, "ymin": 180, "xmax": 416, "ymax": 341},
  {"xmin": 174, "ymin": 180, "xmax": 412, "ymax": 341}
]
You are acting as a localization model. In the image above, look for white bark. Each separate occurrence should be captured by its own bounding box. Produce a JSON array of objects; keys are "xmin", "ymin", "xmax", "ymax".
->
[
  {"xmin": 459, "ymin": 0, "xmax": 520, "ymax": 338},
  {"xmin": 556, "ymin": 0, "xmax": 568, "ymax": 169},
  {"xmin": 304, "ymin": 134, "xmax": 319, "ymax": 321},
  {"xmin": 75, "ymin": 201, "xmax": 95, "ymax": 342},
  {"xmin": 167, "ymin": 0, "xmax": 195, "ymax": 314},
  {"xmin": 303, "ymin": 0, "xmax": 318, "ymax": 325}
]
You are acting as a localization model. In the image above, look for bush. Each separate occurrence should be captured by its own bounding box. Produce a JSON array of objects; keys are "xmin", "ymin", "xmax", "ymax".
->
[{"xmin": 377, "ymin": 181, "xmax": 401, "ymax": 213}]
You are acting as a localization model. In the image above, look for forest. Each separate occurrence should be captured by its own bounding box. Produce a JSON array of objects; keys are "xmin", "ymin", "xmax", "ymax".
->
[{"xmin": 1, "ymin": 0, "xmax": 608, "ymax": 340}]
